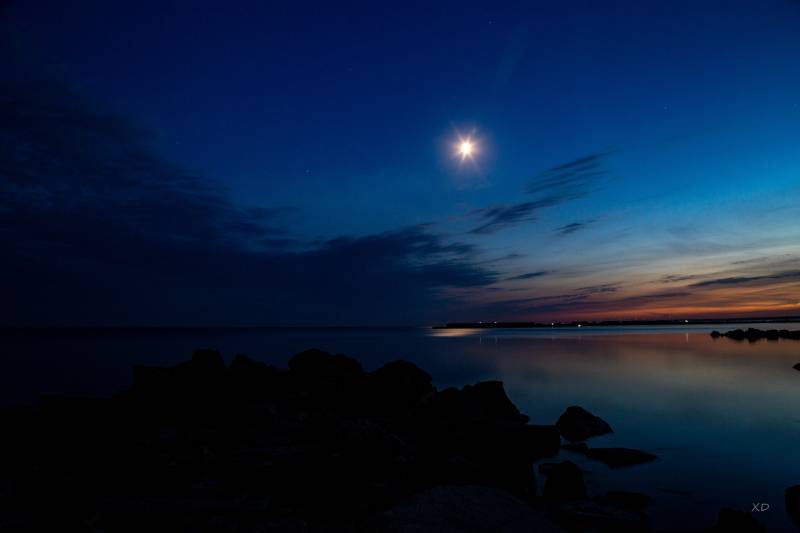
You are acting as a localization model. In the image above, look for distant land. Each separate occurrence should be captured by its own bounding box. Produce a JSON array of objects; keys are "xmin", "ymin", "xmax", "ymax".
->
[{"xmin": 435, "ymin": 317, "xmax": 800, "ymax": 329}]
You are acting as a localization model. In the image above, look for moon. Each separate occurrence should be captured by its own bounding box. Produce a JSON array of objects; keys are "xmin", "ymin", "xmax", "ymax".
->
[{"xmin": 456, "ymin": 137, "xmax": 476, "ymax": 161}]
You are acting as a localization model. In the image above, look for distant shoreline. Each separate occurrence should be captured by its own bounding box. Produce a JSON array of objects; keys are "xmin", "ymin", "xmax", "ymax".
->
[{"xmin": 435, "ymin": 317, "xmax": 800, "ymax": 329}]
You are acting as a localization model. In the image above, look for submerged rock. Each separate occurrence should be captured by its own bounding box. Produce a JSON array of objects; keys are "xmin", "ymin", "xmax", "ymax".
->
[
  {"xmin": 542, "ymin": 460, "xmax": 586, "ymax": 501},
  {"xmin": 363, "ymin": 485, "xmax": 562, "ymax": 533},
  {"xmin": 793, "ymin": 363, "xmax": 800, "ymax": 371},
  {"xmin": 556, "ymin": 406, "xmax": 613, "ymax": 442}
]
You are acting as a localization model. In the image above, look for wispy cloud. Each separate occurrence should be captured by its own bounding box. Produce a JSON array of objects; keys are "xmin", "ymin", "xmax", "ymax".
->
[
  {"xmin": 469, "ymin": 152, "xmax": 610, "ymax": 235},
  {"xmin": 659, "ymin": 274, "xmax": 698, "ymax": 283},
  {"xmin": 506, "ymin": 271, "xmax": 551, "ymax": 281},
  {"xmin": 469, "ymin": 198, "xmax": 559, "ymax": 234},
  {"xmin": 527, "ymin": 152, "xmax": 609, "ymax": 196},
  {"xmin": 689, "ymin": 270, "xmax": 800, "ymax": 288},
  {"xmin": 554, "ymin": 220, "xmax": 594, "ymax": 236}
]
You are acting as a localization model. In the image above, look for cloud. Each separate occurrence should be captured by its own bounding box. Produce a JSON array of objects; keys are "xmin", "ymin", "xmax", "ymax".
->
[
  {"xmin": 689, "ymin": 270, "xmax": 800, "ymax": 288},
  {"xmin": 469, "ymin": 200, "xmax": 551, "ymax": 234},
  {"xmin": 0, "ymin": 76, "xmax": 497, "ymax": 326},
  {"xmin": 469, "ymin": 153, "xmax": 610, "ymax": 235},
  {"xmin": 575, "ymin": 283, "xmax": 619, "ymax": 295},
  {"xmin": 554, "ymin": 220, "xmax": 594, "ymax": 236},
  {"xmin": 506, "ymin": 271, "xmax": 551, "ymax": 281},
  {"xmin": 659, "ymin": 274, "xmax": 698, "ymax": 283},
  {"xmin": 527, "ymin": 152, "xmax": 609, "ymax": 196}
]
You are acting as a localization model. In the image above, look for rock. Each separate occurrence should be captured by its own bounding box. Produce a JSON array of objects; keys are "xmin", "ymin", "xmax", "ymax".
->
[
  {"xmin": 369, "ymin": 360, "xmax": 436, "ymax": 414},
  {"xmin": 414, "ymin": 381, "xmax": 529, "ymax": 428},
  {"xmin": 516, "ymin": 424, "xmax": 560, "ymax": 459},
  {"xmin": 595, "ymin": 491, "xmax": 653, "ymax": 511},
  {"xmin": 793, "ymin": 363, "xmax": 800, "ymax": 371},
  {"xmin": 542, "ymin": 460, "xmax": 586, "ymax": 501},
  {"xmin": 786, "ymin": 485, "xmax": 800, "ymax": 524},
  {"xmin": 288, "ymin": 348, "xmax": 363, "ymax": 379},
  {"xmin": 555, "ymin": 500, "xmax": 647, "ymax": 532},
  {"xmin": 362, "ymin": 485, "xmax": 562, "ymax": 533},
  {"xmin": 714, "ymin": 507, "xmax": 766, "ymax": 532},
  {"xmin": 582, "ymin": 447, "xmax": 657, "ymax": 468},
  {"xmin": 228, "ymin": 353, "xmax": 289, "ymax": 401},
  {"xmin": 711, "ymin": 328, "xmax": 800, "ymax": 342},
  {"xmin": 556, "ymin": 406, "xmax": 613, "ymax": 442}
]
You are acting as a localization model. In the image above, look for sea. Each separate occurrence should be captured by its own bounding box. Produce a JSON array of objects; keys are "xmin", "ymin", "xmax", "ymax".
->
[{"xmin": 2, "ymin": 323, "xmax": 799, "ymax": 530}]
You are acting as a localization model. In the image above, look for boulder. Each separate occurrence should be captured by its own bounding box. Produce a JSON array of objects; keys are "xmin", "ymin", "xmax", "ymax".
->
[
  {"xmin": 786, "ymin": 485, "xmax": 800, "ymax": 524},
  {"xmin": 414, "ymin": 381, "xmax": 529, "ymax": 428},
  {"xmin": 288, "ymin": 348, "xmax": 363, "ymax": 378},
  {"xmin": 516, "ymin": 424, "xmax": 560, "ymax": 459},
  {"xmin": 556, "ymin": 406, "xmax": 613, "ymax": 442},
  {"xmin": 793, "ymin": 363, "xmax": 800, "ymax": 371},
  {"xmin": 362, "ymin": 485, "xmax": 562, "ymax": 533},
  {"xmin": 369, "ymin": 360, "xmax": 436, "ymax": 414},
  {"xmin": 228, "ymin": 354, "xmax": 288, "ymax": 401},
  {"xmin": 542, "ymin": 460, "xmax": 586, "ymax": 501}
]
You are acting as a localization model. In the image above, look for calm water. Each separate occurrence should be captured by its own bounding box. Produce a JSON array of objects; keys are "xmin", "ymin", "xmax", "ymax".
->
[{"xmin": 2, "ymin": 324, "xmax": 800, "ymax": 530}]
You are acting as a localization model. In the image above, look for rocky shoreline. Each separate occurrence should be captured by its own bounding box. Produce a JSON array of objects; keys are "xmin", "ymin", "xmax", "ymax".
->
[
  {"xmin": 710, "ymin": 328, "xmax": 800, "ymax": 342},
  {"xmin": 0, "ymin": 348, "xmax": 789, "ymax": 532}
]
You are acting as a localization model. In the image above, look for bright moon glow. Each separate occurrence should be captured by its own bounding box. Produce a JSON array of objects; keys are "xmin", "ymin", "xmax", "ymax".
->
[{"xmin": 456, "ymin": 136, "xmax": 477, "ymax": 161}]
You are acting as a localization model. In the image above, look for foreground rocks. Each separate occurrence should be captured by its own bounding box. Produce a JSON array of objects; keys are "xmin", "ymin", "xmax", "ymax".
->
[
  {"xmin": 0, "ymin": 348, "xmax": 565, "ymax": 532},
  {"xmin": 362, "ymin": 485, "xmax": 562, "ymax": 533},
  {"xmin": 0, "ymin": 348, "xmax": 765, "ymax": 532},
  {"xmin": 710, "ymin": 328, "xmax": 800, "ymax": 342}
]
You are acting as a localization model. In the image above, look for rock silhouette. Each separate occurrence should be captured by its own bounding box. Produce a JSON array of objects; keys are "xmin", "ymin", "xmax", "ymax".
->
[
  {"xmin": 542, "ymin": 460, "xmax": 587, "ymax": 501},
  {"xmin": 710, "ymin": 328, "xmax": 800, "ymax": 342},
  {"xmin": 0, "ymin": 348, "xmax": 755, "ymax": 532},
  {"xmin": 0, "ymin": 348, "xmax": 567, "ymax": 532},
  {"xmin": 555, "ymin": 405, "xmax": 613, "ymax": 442}
]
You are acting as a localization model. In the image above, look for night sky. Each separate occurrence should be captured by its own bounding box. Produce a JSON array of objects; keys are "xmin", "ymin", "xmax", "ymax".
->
[{"xmin": 3, "ymin": 1, "xmax": 800, "ymax": 326}]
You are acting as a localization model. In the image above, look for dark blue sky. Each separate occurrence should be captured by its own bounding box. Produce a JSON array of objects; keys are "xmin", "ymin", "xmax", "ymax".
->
[{"xmin": 3, "ymin": 1, "xmax": 800, "ymax": 325}]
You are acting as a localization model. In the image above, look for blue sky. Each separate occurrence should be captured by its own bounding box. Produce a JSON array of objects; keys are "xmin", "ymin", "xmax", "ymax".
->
[{"xmin": 2, "ymin": 0, "xmax": 800, "ymax": 325}]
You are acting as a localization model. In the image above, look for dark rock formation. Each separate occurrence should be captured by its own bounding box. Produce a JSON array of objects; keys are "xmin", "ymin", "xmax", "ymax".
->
[
  {"xmin": 711, "ymin": 328, "xmax": 800, "ymax": 342},
  {"xmin": 793, "ymin": 362, "xmax": 800, "ymax": 371},
  {"xmin": 542, "ymin": 460, "xmax": 586, "ymax": 501},
  {"xmin": 363, "ymin": 485, "xmax": 562, "ymax": 533},
  {"xmin": 786, "ymin": 485, "xmax": 800, "ymax": 525},
  {"xmin": 0, "ymin": 348, "xmax": 568, "ymax": 532},
  {"xmin": 556, "ymin": 406, "xmax": 613, "ymax": 442}
]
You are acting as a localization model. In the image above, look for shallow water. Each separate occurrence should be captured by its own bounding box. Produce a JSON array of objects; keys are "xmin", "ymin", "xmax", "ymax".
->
[{"xmin": 2, "ymin": 323, "xmax": 799, "ymax": 530}]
